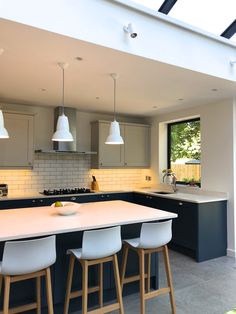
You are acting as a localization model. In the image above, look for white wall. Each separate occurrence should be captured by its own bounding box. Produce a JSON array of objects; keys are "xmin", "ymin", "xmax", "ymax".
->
[
  {"xmin": 0, "ymin": 0, "xmax": 236, "ymax": 81},
  {"xmin": 148, "ymin": 99, "xmax": 236, "ymax": 256}
]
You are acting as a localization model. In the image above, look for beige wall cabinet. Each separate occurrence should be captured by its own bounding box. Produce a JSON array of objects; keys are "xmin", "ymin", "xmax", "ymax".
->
[
  {"xmin": 91, "ymin": 121, "xmax": 150, "ymax": 168},
  {"xmin": 0, "ymin": 112, "xmax": 34, "ymax": 168}
]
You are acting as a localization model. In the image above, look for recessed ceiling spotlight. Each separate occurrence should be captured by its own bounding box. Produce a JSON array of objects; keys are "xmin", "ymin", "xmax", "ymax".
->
[
  {"xmin": 211, "ymin": 88, "xmax": 218, "ymax": 92},
  {"xmin": 75, "ymin": 57, "xmax": 83, "ymax": 61}
]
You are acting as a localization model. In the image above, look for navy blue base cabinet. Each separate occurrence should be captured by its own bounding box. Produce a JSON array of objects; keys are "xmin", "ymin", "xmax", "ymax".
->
[{"xmin": 133, "ymin": 192, "xmax": 227, "ymax": 262}]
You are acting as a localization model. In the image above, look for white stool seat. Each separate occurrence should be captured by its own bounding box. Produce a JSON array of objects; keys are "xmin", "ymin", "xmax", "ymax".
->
[
  {"xmin": 124, "ymin": 238, "xmax": 140, "ymax": 248},
  {"xmin": 0, "ymin": 235, "xmax": 56, "ymax": 275},
  {"xmin": 67, "ymin": 248, "xmax": 82, "ymax": 259},
  {"xmin": 68, "ymin": 226, "xmax": 122, "ymax": 260}
]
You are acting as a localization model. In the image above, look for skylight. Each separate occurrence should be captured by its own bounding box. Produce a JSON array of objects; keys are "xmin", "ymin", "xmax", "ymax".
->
[
  {"xmin": 130, "ymin": 0, "xmax": 164, "ymax": 11},
  {"xmin": 169, "ymin": 0, "xmax": 236, "ymax": 38},
  {"xmin": 130, "ymin": 0, "xmax": 236, "ymax": 42}
]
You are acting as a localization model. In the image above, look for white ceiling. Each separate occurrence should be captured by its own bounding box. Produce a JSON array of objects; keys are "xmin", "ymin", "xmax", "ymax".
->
[{"xmin": 0, "ymin": 18, "xmax": 236, "ymax": 117}]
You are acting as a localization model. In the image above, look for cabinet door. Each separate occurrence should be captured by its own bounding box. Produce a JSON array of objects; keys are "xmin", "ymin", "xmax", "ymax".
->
[
  {"xmin": 124, "ymin": 125, "xmax": 150, "ymax": 167},
  {"xmin": 99, "ymin": 122, "xmax": 125, "ymax": 167},
  {"xmin": 0, "ymin": 113, "xmax": 34, "ymax": 167},
  {"xmin": 158, "ymin": 199, "xmax": 197, "ymax": 250}
]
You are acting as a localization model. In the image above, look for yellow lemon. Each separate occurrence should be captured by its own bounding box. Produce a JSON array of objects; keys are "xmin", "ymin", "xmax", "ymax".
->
[{"xmin": 54, "ymin": 201, "xmax": 63, "ymax": 207}]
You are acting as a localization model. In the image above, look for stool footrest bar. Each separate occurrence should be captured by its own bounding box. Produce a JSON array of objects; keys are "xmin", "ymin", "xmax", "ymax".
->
[
  {"xmin": 87, "ymin": 302, "xmax": 121, "ymax": 314},
  {"xmin": 144, "ymin": 287, "xmax": 170, "ymax": 300},
  {"xmin": 70, "ymin": 286, "xmax": 100, "ymax": 299},
  {"xmin": 0, "ymin": 302, "xmax": 37, "ymax": 314}
]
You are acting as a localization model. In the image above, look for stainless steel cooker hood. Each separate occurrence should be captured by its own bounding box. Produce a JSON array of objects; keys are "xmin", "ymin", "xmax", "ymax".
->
[{"xmin": 35, "ymin": 107, "xmax": 97, "ymax": 155}]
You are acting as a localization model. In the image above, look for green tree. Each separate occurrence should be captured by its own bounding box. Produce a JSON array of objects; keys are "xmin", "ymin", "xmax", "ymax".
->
[{"xmin": 170, "ymin": 120, "xmax": 200, "ymax": 162}]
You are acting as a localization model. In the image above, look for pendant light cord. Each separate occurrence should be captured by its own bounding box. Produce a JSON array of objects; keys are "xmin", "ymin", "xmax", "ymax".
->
[
  {"xmin": 62, "ymin": 66, "xmax": 65, "ymax": 115},
  {"xmin": 113, "ymin": 77, "xmax": 116, "ymax": 121}
]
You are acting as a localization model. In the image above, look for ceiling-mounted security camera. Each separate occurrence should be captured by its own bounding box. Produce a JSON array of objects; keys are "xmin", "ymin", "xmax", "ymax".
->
[{"xmin": 123, "ymin": 23, "xmax": 137, "ymax": 38}]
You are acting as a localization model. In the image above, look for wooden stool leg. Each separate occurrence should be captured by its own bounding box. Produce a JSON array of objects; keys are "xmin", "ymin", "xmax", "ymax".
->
[
  {"xmin": 120, "ymin": 244, "xmax": 129, "ymax": 291},
  {"xmin": 113, "ymin": 254, "xmax": 124, "ymax": 314},
  {"xmin": 139, "ymin": 249, "xmax": 145, "ymax": 314},
  {"xmin": 64, "ymin": 255, "xmax": 75, "ymax": 314},
  {"xmin": 99, "ymin": 262, "xmax": 103, "ymax": 307},
  {"xmin": 36, "ymin": 276, "xmax": 41, "ymax": 314},
  {"xmin": 82, "ymin": 260, "xmax": 88, "ymax": 314},
  {"xmin": 146, "ymin": 253, "xmax": 151, "ymax": 293},
  {"xmin": 45, "ymin": 267, "xmax": 54, "ymax": 314},
  {"xmin": 163, "ymin": 245, "xmax": 176, "ymax": 314},
  {"xmin": 3, "ymin": 276, "xmax": 11, "ymax": 314}
]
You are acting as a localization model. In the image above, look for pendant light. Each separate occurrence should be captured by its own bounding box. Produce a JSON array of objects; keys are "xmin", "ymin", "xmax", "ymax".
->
[
  {"xmin": 0, "ymin": 110, "xmax": 9, "ymax": 138},
  {"xmin": 52, "ymin": 62, "xmax": 73, "ymax": 142},
  {"xmin": 105, "ymin": 73, "xmax": 124, "ymax": 145}
]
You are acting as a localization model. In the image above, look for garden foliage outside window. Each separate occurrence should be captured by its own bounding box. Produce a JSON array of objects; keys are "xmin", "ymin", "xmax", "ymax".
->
[{"xmin": 167, "ymin": 118, "xmax": 201, "ymax": 186}]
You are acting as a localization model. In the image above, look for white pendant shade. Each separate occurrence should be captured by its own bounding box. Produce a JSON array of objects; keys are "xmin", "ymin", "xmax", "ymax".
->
[
  {"xmin": 0, "ymin": 110, "xmax": 9, "ymax": 138},
  {"xmin": 52, "ymin": 114, "xmax": 73, "ymax": 142},
  {"xmin": 105, "ymin": 120, "xmax": 124, "ymax": 144}
]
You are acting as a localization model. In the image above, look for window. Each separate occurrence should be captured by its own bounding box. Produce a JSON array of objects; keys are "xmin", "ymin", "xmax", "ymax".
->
[{"xmin": 167, "ymin": 118, "xmax": 201, "ymax": 185}]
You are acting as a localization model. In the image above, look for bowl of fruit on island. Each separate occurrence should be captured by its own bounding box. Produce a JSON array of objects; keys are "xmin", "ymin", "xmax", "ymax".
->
[{"xmin": 51, "ymin": 201, "xmax": 80, "ymax": 216}]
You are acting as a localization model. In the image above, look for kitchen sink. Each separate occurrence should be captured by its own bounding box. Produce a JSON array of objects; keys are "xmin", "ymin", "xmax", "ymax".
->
[{"xmin": 152, "ymin": 191, "xmax": 174, "ymax": 195}]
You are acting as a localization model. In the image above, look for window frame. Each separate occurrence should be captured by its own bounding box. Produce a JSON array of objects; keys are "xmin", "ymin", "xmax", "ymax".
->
[{"xmin": 167, "ymin": 117, "xmax": 201, "ymax": 185}]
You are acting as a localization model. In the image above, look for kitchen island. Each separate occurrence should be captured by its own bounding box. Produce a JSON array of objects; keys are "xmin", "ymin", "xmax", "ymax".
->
[{"xmin": 0, "ymin": 200, "xmax": 177, "ymax": 313}]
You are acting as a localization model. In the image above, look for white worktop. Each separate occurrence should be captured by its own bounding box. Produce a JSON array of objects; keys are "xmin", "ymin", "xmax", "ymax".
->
[
  {"xmin": 0, "ymin": 200, "xmax": 177, "ymax": 241},
  {"xmin": 0, "ymin": 188, "xmax": 228, "ymax": 203},
  {"xmin": 135, "ymin": 188, "xmax": 228, "ymax": 203}
]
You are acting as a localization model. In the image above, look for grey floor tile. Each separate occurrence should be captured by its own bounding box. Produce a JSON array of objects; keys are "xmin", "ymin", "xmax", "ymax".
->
[{"xmin": 71, "ymin": 250, "xmax": 236, "ymax": 314}]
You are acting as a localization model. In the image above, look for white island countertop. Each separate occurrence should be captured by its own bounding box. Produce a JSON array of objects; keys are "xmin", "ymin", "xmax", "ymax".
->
[{"xmin": 0, "ymin": 200, "xmax": 177, "ymax": 241}]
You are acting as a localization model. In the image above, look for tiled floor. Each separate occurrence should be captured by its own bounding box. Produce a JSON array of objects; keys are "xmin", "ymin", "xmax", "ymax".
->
[{"xmin": 73, "ymin": 250, "xmax": 236, "ymax": 313}]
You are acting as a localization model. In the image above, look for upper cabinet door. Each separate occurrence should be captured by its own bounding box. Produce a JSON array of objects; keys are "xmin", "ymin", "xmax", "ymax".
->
[
  {"xmin": 124, "ymin": 124, "xmax": 150, "ymax": 167},
  {"xmin": 98, "ymin": 121, "xmax": 125, "ymax": 167},
  {"xmin": 0, "ymin": 112, "xmax": 34, "ymax": 168},
  {"xmin": 91, "ymin": 121, "xmax": 150, "ymax": 169}
]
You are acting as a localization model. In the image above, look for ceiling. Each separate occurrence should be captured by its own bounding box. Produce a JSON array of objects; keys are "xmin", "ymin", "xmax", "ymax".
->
[{"xmin": 0, "ymin": 18, "xmax": 236, "ymax": 117}]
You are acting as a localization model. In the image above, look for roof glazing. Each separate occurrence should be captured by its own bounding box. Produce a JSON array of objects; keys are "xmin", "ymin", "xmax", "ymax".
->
[{"xmin": 131, "ymin": 0, "xmax": 236, "ymax": 43}]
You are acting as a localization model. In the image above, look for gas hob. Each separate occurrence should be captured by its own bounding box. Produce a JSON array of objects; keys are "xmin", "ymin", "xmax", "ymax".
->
[{"xmin": 41, "ymin": 188, "xmax": 92, "ymax": 196}]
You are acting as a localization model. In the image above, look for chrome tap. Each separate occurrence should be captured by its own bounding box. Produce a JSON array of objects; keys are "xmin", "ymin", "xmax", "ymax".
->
[{"xmin": 172, "ymin": 174, "xmax": 177, "ymax": 192}]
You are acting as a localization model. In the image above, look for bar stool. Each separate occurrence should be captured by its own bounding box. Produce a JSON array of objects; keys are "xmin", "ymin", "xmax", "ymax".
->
[
  {"xmin": 0, "ymin": 235, "xmax": 56, "ymax": 314},
  {"xmin": 64, "ymin": 226, "xmax": 124, "ymax": 314},
  {"xmin": 120, "ymin": 220, "xmax": 176, "ymax": 314}
]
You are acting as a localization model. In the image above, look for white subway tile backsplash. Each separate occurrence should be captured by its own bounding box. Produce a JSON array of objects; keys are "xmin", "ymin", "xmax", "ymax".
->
[{"xmin": 0, "ymin": 155, "xmax": 150, "ymax": 194}]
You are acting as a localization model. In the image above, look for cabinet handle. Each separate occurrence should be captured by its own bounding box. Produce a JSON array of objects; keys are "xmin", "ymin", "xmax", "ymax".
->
[
  {"xmin": 71, "ymin": 197, "xmax": 76, "ymax": 201},
  {"xmin": 100, "ymin": 163, "xmax": 103, "ymax": 166},
  {"xmin": 179, "ymin": 202, "xmax": 183, "ymax": 206},
  {"xmin": 125, "ymin": 162, "xmax": 127, "ymax": 166}
]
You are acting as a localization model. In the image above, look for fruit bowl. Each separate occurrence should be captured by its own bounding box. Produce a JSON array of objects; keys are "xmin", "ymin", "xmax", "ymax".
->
[{"xmin": 51, "ymin": 201, "xmax": 80, "ymax": 216}]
